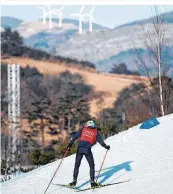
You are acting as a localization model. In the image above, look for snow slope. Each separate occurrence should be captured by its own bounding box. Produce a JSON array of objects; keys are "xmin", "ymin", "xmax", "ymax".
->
[{"xmin": 1, "ymin": 114, "xmax": 173, "ymax": 194}]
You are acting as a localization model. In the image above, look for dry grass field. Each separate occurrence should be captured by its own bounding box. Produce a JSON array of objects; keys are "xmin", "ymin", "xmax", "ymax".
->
[{"xmin": 2, "ymin": 57, "xmax": 147, "ymax": 117}]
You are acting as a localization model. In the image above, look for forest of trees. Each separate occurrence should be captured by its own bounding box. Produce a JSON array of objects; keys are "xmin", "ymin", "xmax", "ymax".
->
[
  {"xmin": 1, "ymin": 28, "xmax": 96, "ymax": 69},
  {"xmin": 1, "ymin": 63, "xmax": 93, "ymax": 165},
  {"xmin": 99, "ymin": 77, "xmax": 173, "ymax": 129}
]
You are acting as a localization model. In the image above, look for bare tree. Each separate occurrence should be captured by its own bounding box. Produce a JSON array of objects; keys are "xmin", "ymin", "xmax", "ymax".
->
[{"xmin": 132, "ymin": 6, "xmax": 171, "ymax": 116}]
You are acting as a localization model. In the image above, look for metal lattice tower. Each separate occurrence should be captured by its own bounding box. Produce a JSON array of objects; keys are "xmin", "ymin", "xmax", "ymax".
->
[{"xmin": 8, "ymin": 64, "xmax": 20, "ymax": 168}]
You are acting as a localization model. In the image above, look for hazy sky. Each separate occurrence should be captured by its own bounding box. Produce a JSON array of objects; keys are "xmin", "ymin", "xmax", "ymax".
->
[{"xmin": 2, "ymin": 5, "xmax": 173, "ymax": 28}]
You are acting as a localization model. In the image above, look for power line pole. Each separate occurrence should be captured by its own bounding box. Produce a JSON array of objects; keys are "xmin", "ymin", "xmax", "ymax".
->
[{"xmin": 8, "ymin": 64, "xmax": 21, "ymax": 174}]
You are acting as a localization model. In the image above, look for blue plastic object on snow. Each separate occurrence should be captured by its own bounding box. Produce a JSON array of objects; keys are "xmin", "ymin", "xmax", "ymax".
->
[{"xmin": 140, "ymin": 117, "xmax": 160, "ymax": 129}]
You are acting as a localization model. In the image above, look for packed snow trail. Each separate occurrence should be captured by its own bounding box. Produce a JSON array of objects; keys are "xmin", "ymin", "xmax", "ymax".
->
[{"xmin": 1, "ymin": 114, "xmax": 173, "ymax": 194}]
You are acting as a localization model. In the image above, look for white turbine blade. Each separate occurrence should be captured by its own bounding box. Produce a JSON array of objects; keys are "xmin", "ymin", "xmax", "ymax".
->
[
  {"xmin": 80, "ymin": 5, "xmax": 85, "ymax": 13},
  {"xmin": 37, "ymin": 5, "xmax": 47, "ymax": 24},
  {"xmin": 90, "ymin": 6, "xmax": 95, "ymax": 14},
  {"xmin": 60, "ymin": 5, "xmax": 65, "ymax": 11}
]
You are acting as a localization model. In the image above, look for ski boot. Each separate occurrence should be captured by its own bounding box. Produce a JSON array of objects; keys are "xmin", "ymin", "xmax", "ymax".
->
[
  {"xmin": 91, "ymin": 181, "xmax": 101, "ymax": 188},
  {"xmin": 69, "ymin": 180, "xmax": 77, "ymax": 187}
]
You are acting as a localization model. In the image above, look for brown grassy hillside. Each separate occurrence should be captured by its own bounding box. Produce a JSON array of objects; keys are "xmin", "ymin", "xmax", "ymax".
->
[{"xmin": 2, "ymin": 57, "xmax": 147, "ymax": 117}]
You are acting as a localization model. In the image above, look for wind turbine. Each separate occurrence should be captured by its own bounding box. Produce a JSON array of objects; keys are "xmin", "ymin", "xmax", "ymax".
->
[
  {"xmin": 51, "ymin": 5, "xmax": 65, "ymax": 28},
  {"xmin": 83, "ymin": 6, "xmax": 96, "ymax": 32},
  {"xmin": 37, "ymin": 5, "xmax": 53, "ymax": 29},
  {"xmin": 37, "ymin": 5, "xmax": 48, "ymax": 24},
  {"xmin": 71, "ymin": 6, "xmax": 85, "ymax": 34},
  {"xmin": 46, "ymin": 5, "xmax": 53, "ymax": 29}
]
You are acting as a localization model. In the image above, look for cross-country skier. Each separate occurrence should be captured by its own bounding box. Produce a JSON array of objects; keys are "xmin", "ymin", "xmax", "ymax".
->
[{"xmin": 67, "ymin": 120, "xmax": 110, "ymax": 188}]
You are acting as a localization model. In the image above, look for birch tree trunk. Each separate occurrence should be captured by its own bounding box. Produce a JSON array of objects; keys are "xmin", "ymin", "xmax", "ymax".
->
[{"xmin": 157, "ymin": 31, "xmax": 165, "ymax": 116}]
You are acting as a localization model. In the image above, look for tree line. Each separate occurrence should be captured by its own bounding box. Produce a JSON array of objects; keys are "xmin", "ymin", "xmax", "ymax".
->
[{"xmin": 1, "ymin": 28, "xmax": 95, "ymax": 69}]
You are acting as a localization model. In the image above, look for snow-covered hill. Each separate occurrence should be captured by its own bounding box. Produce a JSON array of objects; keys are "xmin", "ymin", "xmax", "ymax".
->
[
  {"xmin": 15, "ymin": 18, "xmax": 107, "ymax": 54},
  {"xmin": 17, "ymin": 18, "xmax": 107, "ymax": 39},
  {"xmin": 54, "ymin": 11, "xmax": 173, "ymax": 67},
  {"xmin": 1, "ymin": 114, "xmax": 173, "ymax": 194},
  {"xmin": 56, "ymin": 22, "xmax": 173, "ymax": 73}
]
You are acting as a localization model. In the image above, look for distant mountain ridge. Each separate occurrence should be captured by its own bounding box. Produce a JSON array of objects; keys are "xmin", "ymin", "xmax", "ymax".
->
[
  {"xmin": 0, "ymin": 16, "xmax": 107, "ymax": 54},
  {"xmin": 114, "ymin": 11, "xmax": 173, "ymax": 30},
  {"xmin": 1, "ymin": 16, "xmax": 22, "ymax": 29},
  {"xmin": 1, "ymin": 16, "xmax": 107, "ymax": 31}
]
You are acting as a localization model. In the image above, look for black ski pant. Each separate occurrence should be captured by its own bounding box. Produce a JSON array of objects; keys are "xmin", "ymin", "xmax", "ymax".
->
[{"xmin": 73, "ymin": 147, "xmax": 95, "ymax": 181}]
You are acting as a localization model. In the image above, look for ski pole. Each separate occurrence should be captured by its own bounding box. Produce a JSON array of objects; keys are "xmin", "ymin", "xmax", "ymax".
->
[
  {"xmin": 96, "ymin": 149, "xmax": 109, "ymax": 183},
  {"xmin": 44, "ymin": 148, "xmax": 69, "ymax": 194}
]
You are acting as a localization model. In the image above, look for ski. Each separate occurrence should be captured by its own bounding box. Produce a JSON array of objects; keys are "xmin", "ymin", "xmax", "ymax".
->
[
  {"xmin": 52, "ymin": 183, "xmax": 83, "ymax": 191},
  {"xmin": 76, "ymin": 179, "xmax": 130, "ymax": 192}
]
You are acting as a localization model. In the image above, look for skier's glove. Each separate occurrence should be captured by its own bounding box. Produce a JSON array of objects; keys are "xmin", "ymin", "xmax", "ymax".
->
[{"xmin": 105, "ymin": 145, "xmax": 110, "ymax": 150}]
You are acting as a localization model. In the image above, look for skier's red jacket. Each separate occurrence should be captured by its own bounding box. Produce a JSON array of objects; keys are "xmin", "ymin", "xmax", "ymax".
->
[
  {"xmin": 79, "ymin": 127, "xmax": 97, "ymax": 145},
  {"xmin": 69, "ymin": 126, "xmax": 107, "ymax": 149}
]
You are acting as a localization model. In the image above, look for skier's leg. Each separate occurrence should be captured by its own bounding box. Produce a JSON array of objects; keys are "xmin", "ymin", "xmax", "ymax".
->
[
  {"xmin": 85, "ymin": 150, "xmax": 95, "ymax": 181},
  {"xmin": 73, "ymin": 152, "xmax": 83, "ymax": 181}
]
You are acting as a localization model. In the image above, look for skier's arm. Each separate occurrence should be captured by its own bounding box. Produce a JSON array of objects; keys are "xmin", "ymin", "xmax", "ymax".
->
[
  {"xmin": 96, "ymin": 132, "xmax": 110, "ymax": 150},
  {"xmin": 68, "ymin": 129, "xmax": 82, "ymax": 148}
]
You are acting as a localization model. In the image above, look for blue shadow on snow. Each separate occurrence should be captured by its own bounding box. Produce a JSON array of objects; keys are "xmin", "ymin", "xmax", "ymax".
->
[{"xmin": 76, "ymin": 161, "xmax": 133, "ymax": 189}]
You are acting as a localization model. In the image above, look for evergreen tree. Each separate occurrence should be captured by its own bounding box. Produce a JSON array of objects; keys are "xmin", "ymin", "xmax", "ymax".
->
[
  {"xmin": 1, "ymin": 28, "xmax": 23, "ymax": 56},
  {"xmin": 110, "ymin": 63, "xmax": 139, "ymax": 75}
]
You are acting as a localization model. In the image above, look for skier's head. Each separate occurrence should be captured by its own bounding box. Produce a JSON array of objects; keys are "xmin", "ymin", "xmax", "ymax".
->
[{"xmin": 85, "ymin": 120, "xmax": 96, "ymax": 128}]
